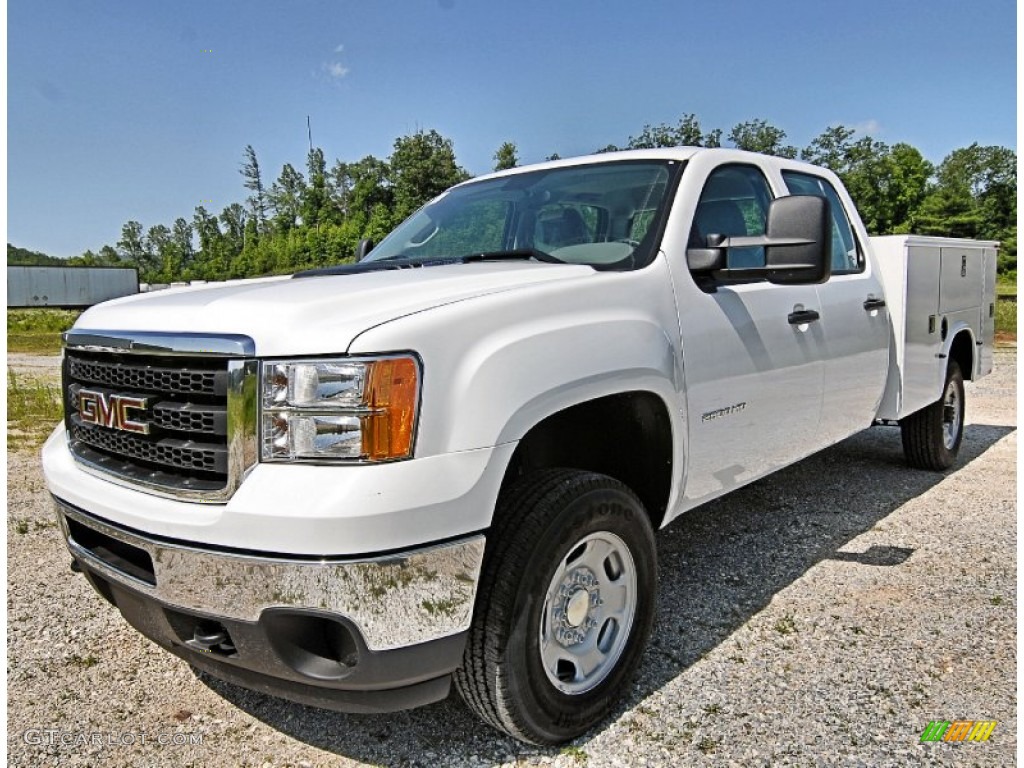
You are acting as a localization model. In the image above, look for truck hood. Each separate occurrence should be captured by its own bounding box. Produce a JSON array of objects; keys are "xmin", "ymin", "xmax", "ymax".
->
[{"xmin": 75, "ymin": 262, "xmax": 595, "ymax": 356}]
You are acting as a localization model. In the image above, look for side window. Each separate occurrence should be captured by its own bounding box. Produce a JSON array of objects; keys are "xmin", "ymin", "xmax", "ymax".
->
[
  {"xmin": 689, "ymin": 165, "xmax": 773, "ymax": 269},
  {"xmin": 782, "ymin": 171, "xmax": 863, "ymax": 274}
]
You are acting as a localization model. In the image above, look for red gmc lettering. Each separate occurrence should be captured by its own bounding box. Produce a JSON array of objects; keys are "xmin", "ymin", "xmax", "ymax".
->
[{"xmin": 78, "ymin": 390, "xmax": 150, "ymax": 434}]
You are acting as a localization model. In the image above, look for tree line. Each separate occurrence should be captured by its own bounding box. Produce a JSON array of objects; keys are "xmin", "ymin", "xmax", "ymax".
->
[{"xmin": 9, "ymin": 116, "xmax": 1016, "ymax": 280}]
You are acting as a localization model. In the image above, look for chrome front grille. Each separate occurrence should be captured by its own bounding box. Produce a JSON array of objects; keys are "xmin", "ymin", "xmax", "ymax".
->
[
  {"xmin": 62, "ymin": 331, "xmax": 257, "ymax": 501},
  {"xmin": 69, "ymin": 421, "xmax": 228, "ymax": 473},
  {"xmin": 67, "ymin": 356, "xmax": 223, "ymax": 395},
  {"xmin": 150, "ymin": 402, "xmax": 224, "ymax": 434}
]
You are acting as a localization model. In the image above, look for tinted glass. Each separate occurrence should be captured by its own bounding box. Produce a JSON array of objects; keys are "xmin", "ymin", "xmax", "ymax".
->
[
  {"xmin": 366, "ymin": 161, "xmax": 678, "ymax": 270},
  {"xmin": 689, "ymin": 165, "xmax": 774, "ymax": 269},
  {"xmin": 782, "ymin": 171, "xmax": 863, "ymax": 274}
]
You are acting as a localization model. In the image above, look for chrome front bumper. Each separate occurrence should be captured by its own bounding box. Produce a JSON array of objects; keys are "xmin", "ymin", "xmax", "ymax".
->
[{"xmin": 55, "ymin": 499, "xmax": 485, "ymax": 652}]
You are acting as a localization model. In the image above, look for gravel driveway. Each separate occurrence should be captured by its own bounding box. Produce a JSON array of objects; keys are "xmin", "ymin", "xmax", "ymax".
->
[{"xmin": 7, "ymin": 351, "xmax": 1016, "ymax": 767}]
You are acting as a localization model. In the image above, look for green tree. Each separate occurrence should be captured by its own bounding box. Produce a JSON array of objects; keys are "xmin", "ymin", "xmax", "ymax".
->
[
  {"xmin": 7, "ymin": 244, "xmax": 64, "ymax": 265},
  {"xmin": 144, "ymin": 224, "xmax": 176, "ymax": 283},
  {"xmin": 268, "ymin": 164, "xmax": 307, "ymax": 233},
  {"xmin": 628, "ymin": 113, "xmax": 721, "ymax": 149},
  {"xmin": 240, "ymin": 144, "xmax": 268, "ymax": 232},
  {"xmin": 302, "ymin": 148, "xmax": 331, "ymax": 263},
  {"xmin": 493, "ymin": 141, "xmax": 519, "ymax": 171},
  {"xmin": 192, "ymin": 206, "xmax": 228, "ymax": 279},
  {"xmin": 231, "ymin": 217, "xmax": 264, "ymax": 277},
  {"xmin": 99, "ymin": 245, "xmax": 121, "ymax": 265},
  {"xmin": 802, "ymin": 126, "xmax": 932, "ymax": 234},
  {"xmin": 68, "ymin": 249, "xmax": 99, "ymax": 266},
  {"xmin": 171, "ymin": 217, "xmax": 195, "ymax": 276},
  {"xmin": 917, "ymin": 144, "xmax": 1017, "ymax": 269},
  {"xmin": 389, "ymin": 129, "xmax": 468, "ymax": 220},
  {"xmin": 728, "ymin": 119, "xmax": 797, "ymax": 158},
  {"xmin": 880, "ymin": 144, "xmax": 933, "ymax": 233},
  {"xmin": 333, "ymin": 156, "xmax": 391, "ymax": 223},
  {"xmin": 117, "ymin": 220, "xmax": 156, "ymax": 276},
  {"xmin": 842, "ymin": 137, "xmax": 906, "ymax": 233},
  {"xmin": 68, "ymin": 248, "xmax": 123, "ymax": 267},
  {"xmin": 303, "ymin": 148, "xmax": 329, "ymax": 228},
  {"xmin": 800, "ymin": 125, "xmax": 858, "ymax": 171},
  {"xmin": 364, "ymin": 203, "xmax": 397, "ymax": 244},
  {"xmin": 219, "ymin": 203, "xmax": 247, "ymax": 256}
]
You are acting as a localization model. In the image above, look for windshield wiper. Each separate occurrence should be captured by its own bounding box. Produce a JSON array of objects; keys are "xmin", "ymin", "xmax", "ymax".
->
[
  {"xmin": 461, "ymin": 249, "xmax": 560, "ymax": 264},
  {"xmin": 293, "ymin": 257, "xmax": 457, "ymax": 278},
  {"xmin": 294, "ymin": 249, "xmax": 560, "ymax": 279}
]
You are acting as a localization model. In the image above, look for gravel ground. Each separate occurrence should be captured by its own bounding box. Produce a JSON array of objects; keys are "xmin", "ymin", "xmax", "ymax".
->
[{"xmin": 7, "ymin": 351, "xmax": 1016, "ymax": 767}]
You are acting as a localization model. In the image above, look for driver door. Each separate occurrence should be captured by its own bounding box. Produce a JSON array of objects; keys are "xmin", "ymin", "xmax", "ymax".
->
[{"xmin": 671, "ymin": 162, "xmax": 826, "ymax": 505}]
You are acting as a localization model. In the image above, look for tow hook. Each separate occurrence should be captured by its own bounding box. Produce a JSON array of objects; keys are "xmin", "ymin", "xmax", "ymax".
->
[{"xmin": 186, "ymin": 621, "xmax": 236, "ymax": 656}]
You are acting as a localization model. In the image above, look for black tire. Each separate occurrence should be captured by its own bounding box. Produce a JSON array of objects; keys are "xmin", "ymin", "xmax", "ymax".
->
[
  {"xmin": 454, "ymin": 469, "xmax": 657, "ymax": 745},
  {"xmin": 900, "ymin": 361, "xmax": 965, "ymax": 471}
]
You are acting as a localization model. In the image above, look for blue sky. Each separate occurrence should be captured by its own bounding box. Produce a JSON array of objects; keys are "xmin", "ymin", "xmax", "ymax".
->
[{"xmin": 8, "ymin": 0, "xmax": 1017, "ymax": 258}]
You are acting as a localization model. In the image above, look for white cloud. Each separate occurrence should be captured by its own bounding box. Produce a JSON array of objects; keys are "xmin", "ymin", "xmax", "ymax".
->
[
  {"xmin": 334, "ymin": 43, "xmax": 345, "ymax": 53},
  {"xmin": 324, "ymin": 62, "xmax": 349, "ymax": 79},
  {"xmin": 853, "ymin": 119, "xmax": 882, "ymax": 136}
]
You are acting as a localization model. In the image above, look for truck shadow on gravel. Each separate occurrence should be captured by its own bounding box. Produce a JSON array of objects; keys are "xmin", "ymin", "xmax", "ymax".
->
[{"xmin": 198, "ymin": 422, "xmax": 1014, "ymax": 766}]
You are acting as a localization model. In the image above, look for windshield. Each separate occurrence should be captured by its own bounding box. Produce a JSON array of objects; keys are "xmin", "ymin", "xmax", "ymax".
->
[{"xmin": 364, "ymin": 160, "xmax": 680, "ymax": 270}]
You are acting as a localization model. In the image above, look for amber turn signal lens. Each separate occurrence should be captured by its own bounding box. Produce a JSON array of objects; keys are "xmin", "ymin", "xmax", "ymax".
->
[{"xmin": 363, "ymin": 357, "xmax": 419, "ymax": 460}]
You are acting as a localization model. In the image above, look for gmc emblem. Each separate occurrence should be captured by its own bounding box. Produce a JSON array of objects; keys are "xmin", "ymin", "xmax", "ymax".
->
[{"xmin": 78, "ymin": 389, "xmax": 151, "ymax": 434}]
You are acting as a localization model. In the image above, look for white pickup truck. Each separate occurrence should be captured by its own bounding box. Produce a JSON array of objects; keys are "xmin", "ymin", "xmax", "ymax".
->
[{"xmin": 42, "ymin": 148, "xmax": 997, "ymax": 744}]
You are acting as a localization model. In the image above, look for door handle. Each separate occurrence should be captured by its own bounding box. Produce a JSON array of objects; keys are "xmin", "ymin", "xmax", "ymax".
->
[
  {"xmin": 863, "ymin": 297, "xmax": 887, "ymax": 311},
  {"xmin": 788, "ymin": 309, "xmax": 820, "ymax": 325}
]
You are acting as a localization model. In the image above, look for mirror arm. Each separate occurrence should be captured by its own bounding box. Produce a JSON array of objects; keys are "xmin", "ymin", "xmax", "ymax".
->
[
  {"xmin": 717, "ymin": 263, "xmax": 821, "ymax": 278},
  {"xmin": 719, "ymin": 235, "xmax": 814, "ymax": 249}
]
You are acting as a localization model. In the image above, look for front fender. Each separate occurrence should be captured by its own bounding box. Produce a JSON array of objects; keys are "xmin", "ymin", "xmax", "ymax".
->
[{"xmin": 346, "ymin": 261, "xmax": 686, "ymax": 459}]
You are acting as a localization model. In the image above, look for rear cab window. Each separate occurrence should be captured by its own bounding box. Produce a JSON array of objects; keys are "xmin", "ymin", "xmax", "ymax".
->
[{"xmin": 782, "ymin": 171, "xmax": 863, "ymax": 274}]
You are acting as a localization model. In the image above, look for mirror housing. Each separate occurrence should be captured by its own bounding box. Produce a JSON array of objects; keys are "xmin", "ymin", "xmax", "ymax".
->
[
  {"xmin": 764, "ymin": 195, "xmax": 831, "ymax": 285},
  {"xmin": 686, "ymin": 246, "xmax": 725, "ymax": 272},
  {"xmin": 356, "ymin": 238, "xmax": 374, "ymax": 262}
]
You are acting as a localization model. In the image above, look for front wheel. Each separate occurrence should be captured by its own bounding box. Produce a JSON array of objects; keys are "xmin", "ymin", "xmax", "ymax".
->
[
  {"xmin": 900, "ymin": 361, "xmax": 965, "ymax": 471},
  {"xmin": 455, "ymin": 469, "xmax": 657, "ymax": 745}
]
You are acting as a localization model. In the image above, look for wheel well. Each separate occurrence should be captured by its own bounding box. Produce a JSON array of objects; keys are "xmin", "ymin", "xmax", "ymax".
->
[
  {"xmin": 501, "ymin": 392, "xmax": 673, "ymax": 528},
  {"xmin": 949, "ymin": 331, "xmax": 975, "ymax": 380}
]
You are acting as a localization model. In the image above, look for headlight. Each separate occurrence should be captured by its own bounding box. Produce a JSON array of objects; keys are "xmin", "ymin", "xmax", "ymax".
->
[{"xmin": 260, "ymin": 356, "xmax": 420, "ymax": 462}]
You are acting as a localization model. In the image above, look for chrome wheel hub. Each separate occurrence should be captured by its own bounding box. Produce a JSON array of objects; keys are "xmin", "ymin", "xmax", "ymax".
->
[
  {"xmin": 942, "ymin": 379, "xmax": 961, "ymax": 450},
  {"xmin": 552, "ymin": 569, "xmax": 600, "ymax": 644},
  {"xmin": 539, "ymin": 532, "xmax": 637, "ymax": 695}
]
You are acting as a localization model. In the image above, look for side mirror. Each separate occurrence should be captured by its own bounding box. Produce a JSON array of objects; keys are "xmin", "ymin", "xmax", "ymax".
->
[
  {"xmin": 356, "ymin": 238, "xmax": 374, "ymax": 261},
  {"xmin": 685, "ymin": 195, "xmax": 831, "ymax": 284},
  {"xmin": 686, "ymin": 245, "xmax": 725, "ymax": 272},
  {"xmin": 765, "ymin": 195, "xmax": 831, "ymax": 285}
]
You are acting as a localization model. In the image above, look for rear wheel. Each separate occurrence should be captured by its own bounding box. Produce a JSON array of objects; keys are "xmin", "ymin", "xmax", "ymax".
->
[
  {"xmin": 900, "ymin": 361, "xmax": 965, "ymax": 471},
  {"xmin": 455, "ymin": 469, "xmax": 657, "ymax": 745}
]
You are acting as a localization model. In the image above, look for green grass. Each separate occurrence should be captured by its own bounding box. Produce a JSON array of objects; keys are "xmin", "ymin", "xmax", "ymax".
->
[
  {"xmin": 995, "ymin": 297, "xmax": 1016, "ymax": 337},
  {"xmin": 773, "ymin": 614, "xmax": 797, "ymax": 635},
  {"xmin": 8, "ymin": 371, "xmax": 63, "ymax": 451},
  {"xmin": 7, "ymin": 308, "xmax": 81, "ymax": 354},
  {"xmin": 996, "ymin": 270, "xmax": 1016, "ymax": 295},
  {"xmin": 559, "ymin": 746, "xmax": 588, "ymax": 765},
  {"xmin": 992, "ymin": 272, "xmax": 1016, "ymax": 339}
]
